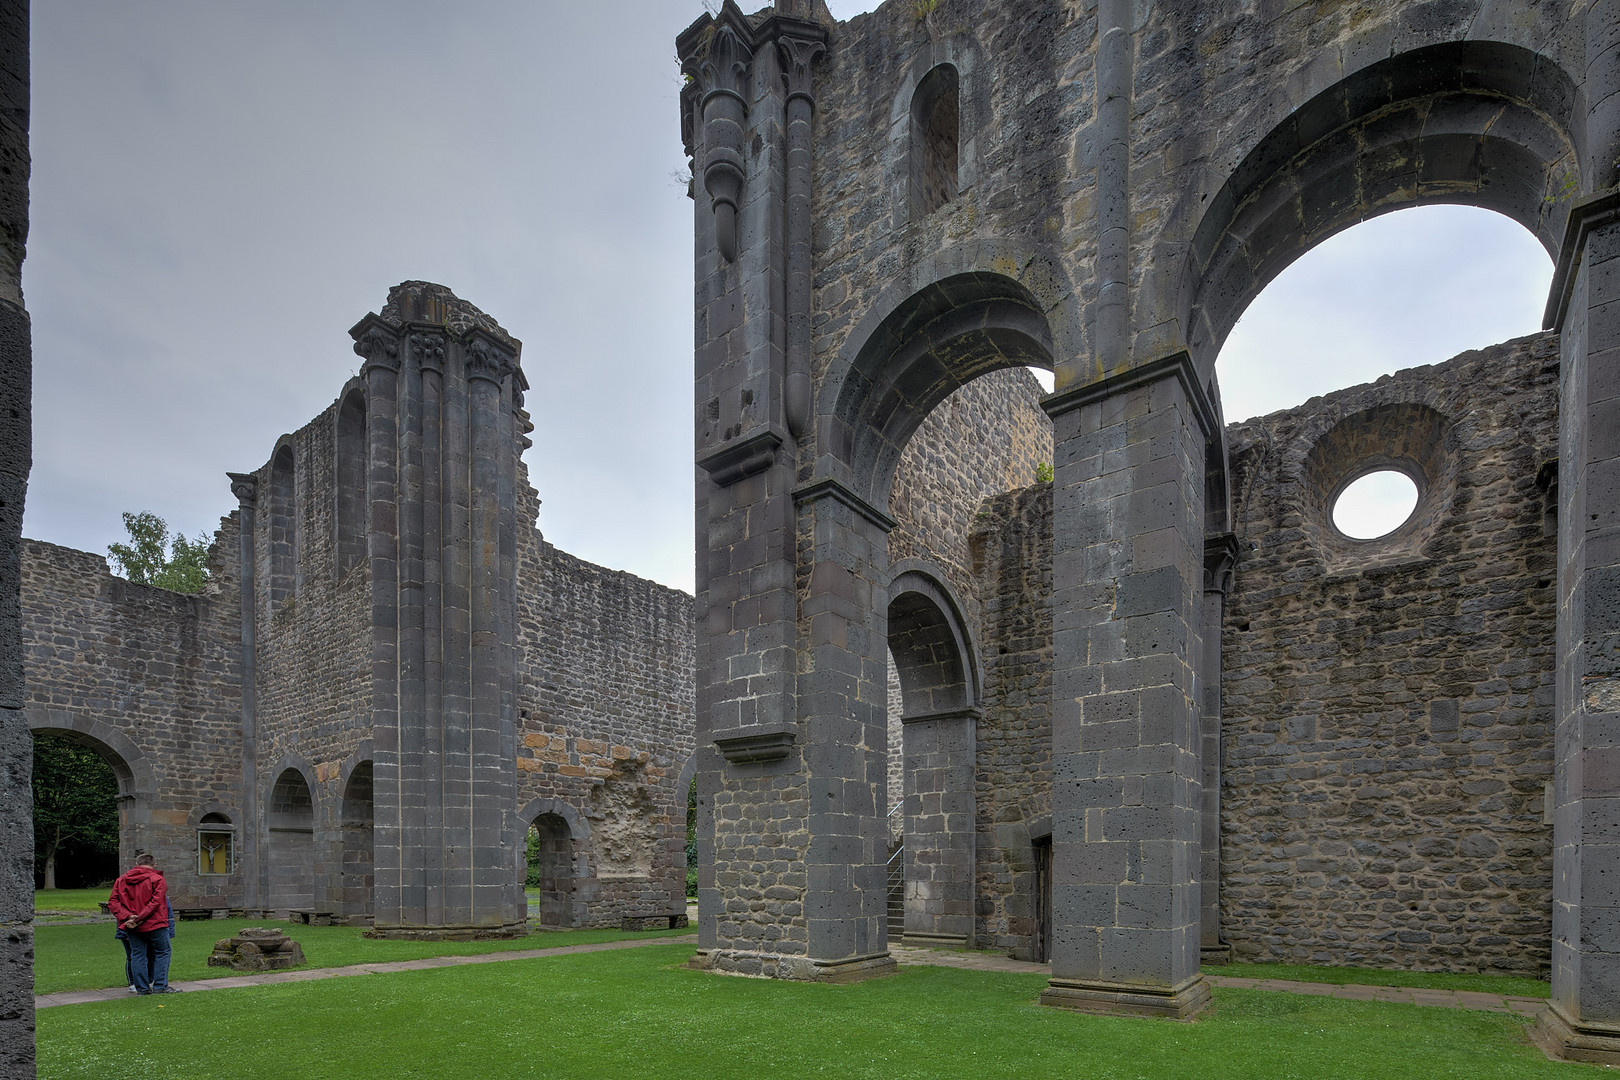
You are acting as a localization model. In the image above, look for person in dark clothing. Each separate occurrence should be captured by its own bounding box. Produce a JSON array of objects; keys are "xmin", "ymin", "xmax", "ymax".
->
[{"xmin": 107, "ymin": 854, "xmax": 179, "ymax": 995}]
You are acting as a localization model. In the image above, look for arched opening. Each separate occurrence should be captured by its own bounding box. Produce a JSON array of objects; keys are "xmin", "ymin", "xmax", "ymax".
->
[
  {"xmin": 268, "ymin": 768, "xmax": 315, "ymax": 913},
  {"xmin": 1184, "ymin": 40, "xmax": 1577, "ymax": 975},
  {"xmin": 268, "ymin": 443, "xmax": 297, "ymax": 611},
  {"xmin": 910, "ymin": 64, "xmax": 959, "ymax": 219},
  {"xmin": 334, "ymin": 387, "xmax": 367, "ymax": 578},
  {"xmin": 526, "ymin": 813, "xmax": 576, "ymax": 929},
  {"xmin": 339, "ymin": 762, "xmax": 374, "ymax": 919},
  {"xmin": 30, "ymin": 732, "xmax": 122, "ymax": 892},
  {"xmin": 1184, "ymin": 40, "xmax": 1579, "ymax": 378},
  {"xmin": 885, "ymin": 571, "xmax": 977, "ymax": 947}
]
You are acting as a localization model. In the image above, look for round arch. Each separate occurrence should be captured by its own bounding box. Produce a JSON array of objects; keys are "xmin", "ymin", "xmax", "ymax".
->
[
  {"xmin": 814, "ymin": 239, "xmax": 1079, "ymax": 509},
  {"xmin": 1176, "ymin": 39, "xmax": 1583, "ymax": 378},
  {"xmin": 884, "ymin": 562, "xmax": 980, "ymax": 716},
  {"xmin": 515, "ymin": 798, "xmax": 590, "ymax": 930},
  {"xmin": 24, "ymin": 706, "xmax": 156, "ymax": 801}
]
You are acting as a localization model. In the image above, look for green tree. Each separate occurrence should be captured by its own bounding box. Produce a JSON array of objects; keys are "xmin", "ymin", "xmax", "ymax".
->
[
  {"xmin": 686, "ymin": 777, "xmax": 698, "ymax": 899},
  {"xmin": 107, "ymin": 511, "xmax": 211, "ymax": 593},
  {"xmin": 32, "ymin": 736, "xmax": 120, "ymax": 890}
]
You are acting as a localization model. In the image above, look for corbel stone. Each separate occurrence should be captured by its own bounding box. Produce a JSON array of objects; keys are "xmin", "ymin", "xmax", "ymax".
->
[
  {"xmin": 1203, "ymin": 532, "xmax": 1240, "ymax": 594},
  {"xmin": 792, "ymin": 477, "xmax": 898, "ymax": 534},
  {"xmin": 713, "ymin": 723, "xmax": 797, "ymax": 763},
  {"xmin": 697, "ymin": 428, "xmax": 783, "ymax": 487},
  {"xmin": 1042, "ymin": 349, "xmax": 1219, "ymax": 440}
]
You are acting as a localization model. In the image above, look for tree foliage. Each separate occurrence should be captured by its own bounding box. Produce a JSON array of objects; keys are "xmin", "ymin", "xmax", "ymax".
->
[
  {"xmin": 107, "ymin": 511, "xmax": 211, "ymax": 593},
  {"xmin": 33, "ymin": 736, "xmax": 121, "ymax": 890}
]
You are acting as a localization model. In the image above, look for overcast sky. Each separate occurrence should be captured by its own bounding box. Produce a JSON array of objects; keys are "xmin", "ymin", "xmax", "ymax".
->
[{"xmin": 25, "ymin": 0, "xmax": 1553, "ymax": 594}]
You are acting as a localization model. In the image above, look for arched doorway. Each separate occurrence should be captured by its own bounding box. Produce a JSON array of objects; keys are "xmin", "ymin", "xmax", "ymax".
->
[
  {"xmin": 25, "ymin": 710, "xmax": 154, "ymax": 880},
  {"xmin": 339, "ymin": 762, "xmax": 374, "ymax": 919},
  {"xmin": 527, "ymin": 813, "xmax": 576, "ymax": 929},
  {"xmin": 268, "ymin": 768, "xmax": 316, "ymax": 913},
  {"xmin": 29, "ymin": 732, "xmax": 121, "ymax": 891},
  {"xmin": 885, "ymin": 568, "xmax": 978, "ymax": 948}
]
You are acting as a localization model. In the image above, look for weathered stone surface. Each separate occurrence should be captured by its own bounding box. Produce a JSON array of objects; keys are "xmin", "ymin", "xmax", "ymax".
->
[{"xmin": 207, "ymin": 927, "xmax": 305, "ymax": 972}]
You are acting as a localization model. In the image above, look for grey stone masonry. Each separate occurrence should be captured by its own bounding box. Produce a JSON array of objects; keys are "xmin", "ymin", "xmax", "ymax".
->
[
  {"xmin": 0, "ymin": 0, "xmax": 29, "ymax": 1071},
  {"xmin": 1039, "ymin": 361, "xmax": 1212, "ymax": 1020},
  {"xmin": 1222, "ymin": 335, "xmax": 1561, "ymax": 977},
  {"xmin": 351, "ymin": 283, "xmax": 527, "ymax": 938}
]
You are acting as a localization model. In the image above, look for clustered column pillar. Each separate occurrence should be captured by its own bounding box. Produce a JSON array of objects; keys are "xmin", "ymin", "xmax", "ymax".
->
[{"xmin": 351, "ymin": 291, "xmax": 526, "ymax": 939}]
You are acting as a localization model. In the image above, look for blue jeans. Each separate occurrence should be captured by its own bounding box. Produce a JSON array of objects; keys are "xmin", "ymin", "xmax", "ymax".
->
[{"xmin": 126, "ymin": 927, "xmax": 171, "ymax": 992}]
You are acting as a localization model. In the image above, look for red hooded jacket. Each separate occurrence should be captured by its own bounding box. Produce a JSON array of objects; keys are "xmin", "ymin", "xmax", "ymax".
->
[{"xmin": 108, "ymin": 865, "xmax": 169, "ymax": 933}]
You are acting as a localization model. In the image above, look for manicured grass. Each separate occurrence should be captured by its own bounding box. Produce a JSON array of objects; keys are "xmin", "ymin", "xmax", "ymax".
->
[
  {"xmin": 33, "ymin": 888, "xmax": 110, "ymax": 913},
  {"xmin": 1205, "ymin": 961, "xmax": 1550, "ymax": 999},
  {"xmin": 33, "ymin": 918, "xmax": 691, "ymax": 994},
  {"xmin": 37, "ymin": 945, "xmax": 1585, "ymax": 1080}
]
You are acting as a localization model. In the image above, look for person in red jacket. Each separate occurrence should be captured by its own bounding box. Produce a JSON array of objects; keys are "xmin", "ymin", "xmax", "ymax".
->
[{"xmin": 107, "ymin": 853, "xmax": 179, "ymax": 995}]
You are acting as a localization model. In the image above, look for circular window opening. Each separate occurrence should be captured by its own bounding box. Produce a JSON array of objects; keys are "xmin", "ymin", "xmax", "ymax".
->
[{"xmin": 1332, "ymin": 470, "xmax": 1420, "ymax": 540}]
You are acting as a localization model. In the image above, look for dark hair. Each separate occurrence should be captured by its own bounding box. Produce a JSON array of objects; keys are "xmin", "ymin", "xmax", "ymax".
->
[{"xmin": 134, "ymin": 853, "xmax": 155, "ymax": 866}]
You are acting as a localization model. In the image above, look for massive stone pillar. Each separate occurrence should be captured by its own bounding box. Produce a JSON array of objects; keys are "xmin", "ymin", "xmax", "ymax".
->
[
  {"xmin": 352, "ymin": 284, "xmax": 527, "ymax": 939},
  {"xmin": 1039, "ymin": 356, "xmax": 1214, "ymax": 1020},
  {"xmin": 0, "ymin": 0, "xmax": 32, "ymax": 1072},
  {"xmin": 682, "ymin": 2, "xmax": 883, "ymax": 981},
  {"xmin": 1534, "ymin": 6, "xmax": 1620, "ymax": 1062}
]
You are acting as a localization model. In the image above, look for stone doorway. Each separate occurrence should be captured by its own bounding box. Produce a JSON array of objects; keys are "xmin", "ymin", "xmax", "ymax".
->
[{"xmin": 527, "ymin": 813, "xmax": 575, "ymax": 928}]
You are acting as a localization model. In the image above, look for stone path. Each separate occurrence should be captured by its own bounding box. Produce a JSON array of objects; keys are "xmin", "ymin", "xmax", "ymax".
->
[
  {"xmin": 888, "ymin": 945, "xmax": 1548, "ymax": 1017},
  {"xmin": 34, "ymin": 934, "xmax": 699, "ymax": 1009},
  {"xmin": 38, "ymin": 937, "xmax": 1546, "ymax": 1021}
]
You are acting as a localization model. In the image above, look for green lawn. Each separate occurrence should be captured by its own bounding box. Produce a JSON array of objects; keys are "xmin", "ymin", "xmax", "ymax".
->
[
  {"xmin": 33, "ymin": 918, "xmax": 691, "ymax": 995},
  {"xmin": 1205, "ymin": 961, "xmax": 1550, "ymax": 999},
  {"xmin": 33, "ymin": 888, "xmax": 110, "ymax": 913},
  {"xmin": 36, "ymin": 944, "xmax": 1585, "ymax": 1080}
]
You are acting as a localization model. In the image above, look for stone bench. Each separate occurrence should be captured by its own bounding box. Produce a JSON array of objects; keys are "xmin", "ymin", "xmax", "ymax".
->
[
  {"xmin": 177, "ymin": 908, "xmax": 228, "ymax": 921},
  {"xmin": 620, "ymin": 913, "xmax": 689, "ymax": 931}
]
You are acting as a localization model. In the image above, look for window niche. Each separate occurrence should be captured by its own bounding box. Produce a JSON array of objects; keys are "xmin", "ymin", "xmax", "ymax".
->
[
  {"xmin": 910, "ymin": 64, "xmax": 960, "ymax": 220},
  {"xmin": 268, "ymin": 443, "xmax": 297, "ymax": 611},
  {"xmin": 198, "ymin": 813, "xmax": 235, "ymax": 876},
  {"xmin": 334, "ymin": 388, "xmax": 366, "ymax": 578}
]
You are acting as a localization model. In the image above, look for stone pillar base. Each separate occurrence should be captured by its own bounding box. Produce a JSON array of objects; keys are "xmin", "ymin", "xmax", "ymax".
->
[
  {"xmin": 1531, "ymin": 1003, "xmax": 1620, "ymax": 1066},
  {"xmin": 1200, "ymin": 942, "xmax": 1232, "ymax": 965},
  {"xmin": 696, "ymin": 948, "xmax": 898, "ymax": 983},
  {"xmin": 1041, "ymin": 975, "xmax": 1212, "ymax": 1020},
  {"xmin": 901, "ymin": 931, "xmax": 970, "ymax": 950},
  {"xmin": 363, "ymin": 922, "xmax": 526, "ymax": 941}
]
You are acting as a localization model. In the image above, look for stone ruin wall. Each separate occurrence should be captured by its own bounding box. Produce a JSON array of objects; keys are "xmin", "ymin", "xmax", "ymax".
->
[
  {"xmin": 515, "ymin": 524, "xmax": 696, "ymax": 927},
  {"xmin": 1219, "ymin": 333, "xmax": 1560, "ymax": 975},
  {"xmin": 968, "ymin": 481, "xmax": 1053, "ymax": 957},
  {"xmin": 964, "ymin": 335, "xmax": 1561, "ymax": 973},
  {"xmin": 250, "ymin": 401, "xmax": 373, "ymax": 832},
  {"xmin": 18, "ymin": 389, "xmax": 698, "ymax": 928},
  {"xmin": 885, "ymin": 367, "xmax": 1052, "ymax": 832},
  {"xmin": 19, "ymin": 536, "xmax": 243, "ymax": 906}
]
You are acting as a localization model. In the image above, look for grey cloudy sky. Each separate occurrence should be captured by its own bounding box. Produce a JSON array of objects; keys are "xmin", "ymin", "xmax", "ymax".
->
[{"xmin": 26, "ymin": 0, "xmax": 1553, "ymax": 594}]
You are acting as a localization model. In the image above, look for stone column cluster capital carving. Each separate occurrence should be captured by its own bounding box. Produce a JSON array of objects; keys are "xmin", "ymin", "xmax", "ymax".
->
[
  {"xmin": 778, "ymin": 33, "xmax": 826, "ymax": 105},
  {"xmin": 227, "ymin": 471, "xmax": 258, "ymax": 507},
  {"xmin": 463, "ymin": 334, "xmax": 517, "ymax": 386},
  {"xmin": 409, "ymin": 329, "xmax": 448, "ymax": 373},
  {"xmin": 351, "ymin": 320, "xmax": 402, "ymax": 373},
  {"xmin": 1203, "ymin": 532, "xmax": 1240, "ymax": 594}
]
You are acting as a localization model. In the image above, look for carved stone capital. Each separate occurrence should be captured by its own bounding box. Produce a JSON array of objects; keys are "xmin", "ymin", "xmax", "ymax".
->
[
  {"xmin": 351, "ymin": 322, "xmax": 401, "ymax": 373},
  {"xmin": 409, "ymin": 329, "xmax": 447, "ymax": 373},
  {"xmin": 679, "ymin": 11, "xmax": 756, "ymax": 263},
  {"xmin": 464, "ymin": 334, "xmax": 516, "ymax": 386},
  {"xmin": 779, "ymin": 34, "xmax": 826, "ymax": 105},
  {"xmin": 684, "ymin": 21, "xmax": 753, "ymax": 105},
  {"xmin": 228, "ymin": 472, "xmax": 258, "ymax": 507}
]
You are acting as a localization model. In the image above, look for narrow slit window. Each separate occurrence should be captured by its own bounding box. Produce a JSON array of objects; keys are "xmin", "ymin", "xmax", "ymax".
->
[{"xmin": 911, "ymin": 65, "xmax": 959, "ymax": 219}]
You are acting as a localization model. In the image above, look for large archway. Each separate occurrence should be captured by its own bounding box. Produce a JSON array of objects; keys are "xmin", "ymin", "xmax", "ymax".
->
[{"xmin": 25, "ymin": 709, "xmax": 154, "ymax": 875}]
